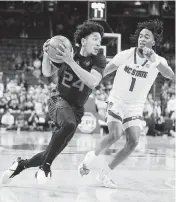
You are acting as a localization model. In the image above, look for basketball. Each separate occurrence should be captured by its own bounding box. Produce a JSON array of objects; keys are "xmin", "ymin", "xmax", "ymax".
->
[{"xmin": 47, "ymin": 35, "xmax": 72, "ymax": 63}]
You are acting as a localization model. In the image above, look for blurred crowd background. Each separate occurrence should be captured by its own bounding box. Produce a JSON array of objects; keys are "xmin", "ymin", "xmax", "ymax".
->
[{"xmin": 0, "ymin": 1, "xmax": 175, "ymax": 137}]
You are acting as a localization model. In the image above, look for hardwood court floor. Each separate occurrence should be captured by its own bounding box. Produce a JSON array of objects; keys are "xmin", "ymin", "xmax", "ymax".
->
[{"xmin": 0, "ymin": 131, "xmax": 175, "ymax": 202}]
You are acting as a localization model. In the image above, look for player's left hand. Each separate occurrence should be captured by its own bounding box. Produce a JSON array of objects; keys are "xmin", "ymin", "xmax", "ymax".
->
[
  {"xmin": 143, "ymin": 47, "xmax": 156, "ymax": 63},
  {"xmin": 56, "ymin": 44, "xmax": 74, "ymax": 64}
]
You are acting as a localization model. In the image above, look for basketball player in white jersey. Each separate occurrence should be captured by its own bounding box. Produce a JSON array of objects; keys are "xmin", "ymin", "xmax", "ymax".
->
[{"xmin": 78, "ymin": 19, "xmax": 175, "ymax": 188}]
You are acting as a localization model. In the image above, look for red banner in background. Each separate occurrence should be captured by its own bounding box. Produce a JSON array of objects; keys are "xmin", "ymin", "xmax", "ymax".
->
[{"xmin": 77, "ymin": 96, "xmax": 100, "ymax": 134}]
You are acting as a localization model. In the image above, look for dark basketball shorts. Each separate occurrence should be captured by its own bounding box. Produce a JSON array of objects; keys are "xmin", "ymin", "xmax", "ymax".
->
[{"xmin": 48, "ymin": 96, "xmax": 84, "ymax": 126}]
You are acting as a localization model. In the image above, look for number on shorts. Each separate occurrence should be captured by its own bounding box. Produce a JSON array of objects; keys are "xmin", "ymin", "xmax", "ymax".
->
[
  {"xmin": 129, "ymin": 77, "xmax": 136, "ymax": 92},
  {"xmin": 62, "ymin": 71, "xmax": 84, "ymax": 91}
]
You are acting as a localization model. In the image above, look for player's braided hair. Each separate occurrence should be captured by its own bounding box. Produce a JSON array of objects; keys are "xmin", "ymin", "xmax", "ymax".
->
[
  {"xmin": 74, "ymin": 20, "xmax": 104, "ymax": 46},
  {"xmin": 130, "ymin": 19, "xmax": 163, "ymax": 46}
]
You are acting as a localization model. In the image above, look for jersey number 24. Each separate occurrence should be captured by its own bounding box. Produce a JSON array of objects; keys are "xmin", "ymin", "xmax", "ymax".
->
[{"xmin": 62, "ymin": 71, "xmax": 84, "ymax": 91}]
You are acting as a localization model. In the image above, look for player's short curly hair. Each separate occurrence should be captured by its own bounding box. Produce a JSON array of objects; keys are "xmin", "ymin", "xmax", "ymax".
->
[
  {"xmin": 74, "ymin": 21, "xmax": 104, "ymax": 46},
  {"xmin": 130, "ymin": 19, "xmax": 163, "ymax": 46}
]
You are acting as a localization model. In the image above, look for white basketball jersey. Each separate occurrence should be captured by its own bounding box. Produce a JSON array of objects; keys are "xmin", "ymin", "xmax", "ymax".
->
[{"xmin": 109, "ymin": 47, "xmax": 168, "ymax": 104}]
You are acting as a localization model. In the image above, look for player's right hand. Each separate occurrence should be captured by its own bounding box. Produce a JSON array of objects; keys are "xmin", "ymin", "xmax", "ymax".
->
[
  {"xmin": 43, "ymin": 39, "xmax": 50, "ymax": 54},
  {"xmin": 143, "ymin": 47, "xmax": 156, "ymax": 63}
]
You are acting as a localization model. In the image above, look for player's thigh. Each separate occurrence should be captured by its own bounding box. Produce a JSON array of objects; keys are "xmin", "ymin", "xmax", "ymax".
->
[
  {"xmin": 107, "ymin": 121, "xmax": 123, "ymax": 141},
  {"xmin": 123, "ymin": 105, "xmax": 143, "ymax": 145},
  {"xmin": 106, "ymin": 98, "xmax": 125, "ymax": 124},
  {"xmin": 123, "ymin": 105, "xmax": 143, "ymax": 131},
  {"xmin": 48, "ymin": 97, "xmax": 77, "ymax": 127},
  {"xmin": 125, "ymin": 126, "xmax": 141, "ymax": 146},
  {"xmin": 106, "ymin": 99, "xmax": 125, "ymax": 140}
]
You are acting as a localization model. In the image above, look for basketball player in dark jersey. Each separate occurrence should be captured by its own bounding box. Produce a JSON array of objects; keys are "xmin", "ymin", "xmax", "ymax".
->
[{"xmin": 1, "ymin": 21, "xmax": 106, "ymax": 185}]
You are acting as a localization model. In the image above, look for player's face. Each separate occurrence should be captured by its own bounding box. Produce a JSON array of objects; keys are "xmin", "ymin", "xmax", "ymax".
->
[
  {"xmin": 83, "ymin": 32, "xmax": 102, "ymax": 55},
  {"xmin": 138, "ymin": 29, "xmax": 155, "ymax": 50}
]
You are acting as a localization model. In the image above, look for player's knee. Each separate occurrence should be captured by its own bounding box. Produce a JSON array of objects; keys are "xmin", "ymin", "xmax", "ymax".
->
[
  {"xmin": 108, "ymin": 134, "xmax": 117, "ymax": 143},
  {"xmin": 108, "ymin": 123, "xmax": 122, "ymax": 143},
  {"xmin": 108, "ymin": 130, "xmax": 121, "ymax": 143},
  {"xmin": 128, "ymin": 137, "xmax": 139, "ymax": 148}
]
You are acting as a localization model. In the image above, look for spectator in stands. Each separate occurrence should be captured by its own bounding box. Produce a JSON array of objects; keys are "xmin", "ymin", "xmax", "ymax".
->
[
  {"xmin": 15, "ymin": 111, "xmax": 28, "ymax": 131},
  {"xmin": 155, "ymin": 115, "xmax": 165, "ymax": 136},
  {"xmin": 169, "ymin": 81, "xmax": 175, "ymax": 94},
  {"xmin": 4, "ymin": 77, "xmax": 10, "ymax": 92},
  {"xmin": 143, "ymin": 100, "xmax": 155, "ymax": 136},
  {"xmin": 26, "ymin": 47, "xmax": 33, "ymax": 59},
  {"xmin": 6, "ymin": 79, "xmax": 14, "ymax": 93},
  {"xmin": 20, "ymin": 73, "xmax": 28, "ymax": 89},
  {"xmin": 18, "ymin": 94, "xmax": 26, "ymax": 111},
  {"xmin": 0, "ymin": 97, "xmax": 8, "ymax": 113},
  {"xmin": 34, "ymin": 97, "xmax": 44, "ymax": 116},
  {"xmin": 15, "ymin": 53, "xmax": 23, "ymax": 70},
  {"xmin": 8, "ymin": 98, "xmax": 19, "ymax": 113},
  {"xmin": 1, "ymin": 108, "xmax": 14, "ymax": 130},
  {"xmin": 160, "ymin": 81, "xmax": 170, "ymax": 115},
  {"xmin": 153, "ymin": 100, "xmax": 161, "ymax": 119},
  {"xmin": 27, "ymin": 110, "xmax": 38, "ymax": 131},
  {"xmin": 33, "ymin": 58, "xmax": 41, "ymax": 78},
  {"xmin": 167, "ymin": 93, "xmax": 176, "ymax": 117},
  {"xmin": 33, "ymin": 46, "xmax": 41, "ymax": 59},
  {"xmin": 147, "ymin": 93, "xmax": 154, "ymax": 106},
  {"xmin": 14, "ymin": 74, "xmax": 21, "ymax": 86},
  {"xmin": 37, "ymin": 113, "xmax": 47, "ymax": 131},
  {"xmin": 104, "ymin": 81, "xmax": 112, "ymax": 95},
  {"xmin": 25, "ymin": 94, "xmax": 34, "ymax": 112}
]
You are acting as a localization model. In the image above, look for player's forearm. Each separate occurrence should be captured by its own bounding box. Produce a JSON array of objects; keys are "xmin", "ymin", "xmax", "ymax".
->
[
  {"xmin": 103, "ymin": 62, "xmax": 118, "ymax": 77},
  {"xmin": 42, "ymin": 53, "xmax": 57, "ymax": 77},
  {"xmin": 67, "ymin": 60, "xmax": 100, "ymax": 89},
  {"xmin": 42, "ymin": 53, "xmax": 52, "ymax": 77},
  {"xmin": 157, "ymin": 62, "xmax": 175, "ymax": 81}
]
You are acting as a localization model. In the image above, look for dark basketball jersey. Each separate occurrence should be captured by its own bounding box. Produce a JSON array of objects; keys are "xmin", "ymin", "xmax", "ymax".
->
[{"xmin": 52, "ymin": 52, "xmax": 106, "ymax": 109}]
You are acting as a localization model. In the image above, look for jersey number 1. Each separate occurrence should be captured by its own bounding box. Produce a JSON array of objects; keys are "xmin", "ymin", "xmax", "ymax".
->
[{"xmin": 129, "ymin": 77, "xmax": 136, "ymax": 92}]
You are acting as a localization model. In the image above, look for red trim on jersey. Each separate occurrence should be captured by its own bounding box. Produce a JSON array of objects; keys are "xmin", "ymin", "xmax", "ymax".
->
[
  {"xmin": 108, "ymin": 110, "xmax": 142, "ymax": 124},
  {"xmin": 123, "ymin": 116, "xmax": 142, "ymax": 123},
  {"xmin": 108, "ymin": 110, "xmax": 123, "ymax": 122}
]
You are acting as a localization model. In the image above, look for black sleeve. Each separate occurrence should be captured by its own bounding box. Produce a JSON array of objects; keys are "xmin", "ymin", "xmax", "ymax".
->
[
  {"xmin": 51, "ymin": 61, "xmax": 62, "ymax": 69},
  {"xmin": 92, "ymin": 53, "xmax": 107, "ymax": 75}
]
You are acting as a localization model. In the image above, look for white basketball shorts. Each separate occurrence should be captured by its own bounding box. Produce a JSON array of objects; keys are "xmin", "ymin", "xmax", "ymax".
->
[{"xmin": 106, "ymin": 96, "xmax": 144, "ymax": 130}]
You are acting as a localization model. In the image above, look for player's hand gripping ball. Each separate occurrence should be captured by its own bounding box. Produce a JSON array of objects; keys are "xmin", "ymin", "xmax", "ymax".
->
[{"xmin": 46, "ymin": 35, "xmax": 73, "ymax": 64}]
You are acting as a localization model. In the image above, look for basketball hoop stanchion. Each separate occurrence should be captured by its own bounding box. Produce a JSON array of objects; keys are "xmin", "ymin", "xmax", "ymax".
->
[
  {"xmin": 101, "ymin": 33, "xmax": 121, "ymax": 62},
  {"xmin": 87, "ymin": 1, "xmax": 121, "ymax": 61},
  {"xmin": 104, "ymin": 33, "xmax": 121, "ymax": 53}
]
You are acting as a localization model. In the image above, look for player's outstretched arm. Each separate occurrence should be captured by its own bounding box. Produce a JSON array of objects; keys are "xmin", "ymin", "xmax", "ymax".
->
[
  {"xmin": 103, "ymin": 48, "xmax": 131, "ymax": 77},
  {"xmin": 103, "ymin": 62, "xmax": 118, "ymax": 77},
  {"xmin": 156, "ymin": 60, "xmax": 175, "ymax": 81},
  {"xmin": 142, "ymin": 47, "xmax": 175, "ymax": 81}
]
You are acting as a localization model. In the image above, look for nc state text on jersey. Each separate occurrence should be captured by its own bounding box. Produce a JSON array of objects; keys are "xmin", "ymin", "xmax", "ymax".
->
[{"xmin": 124, "ymin": 66, "xmax": 148, "ymax": 78}]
